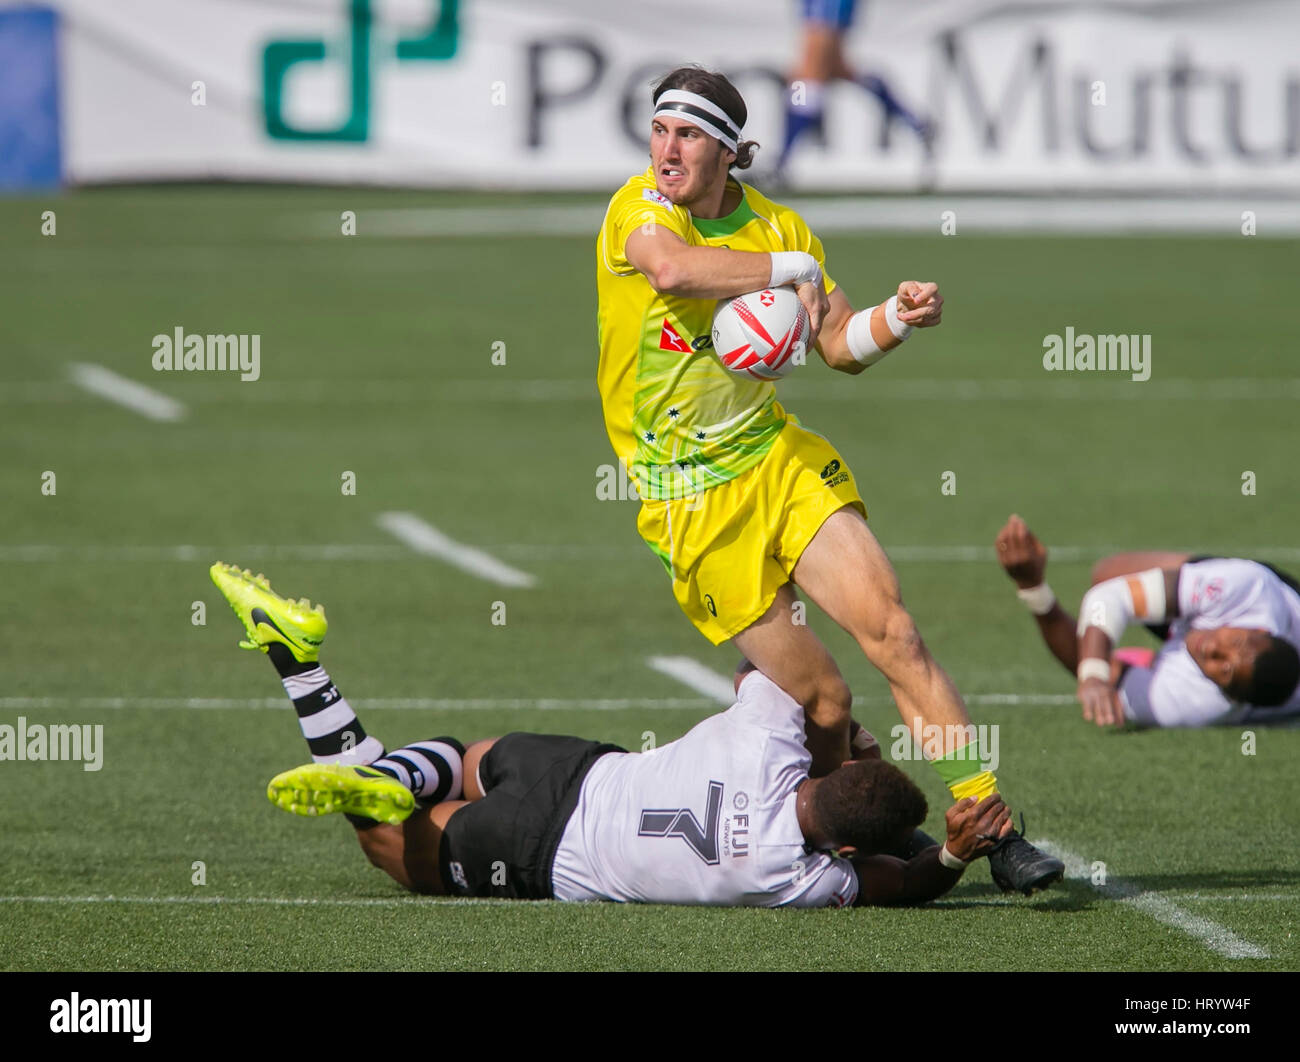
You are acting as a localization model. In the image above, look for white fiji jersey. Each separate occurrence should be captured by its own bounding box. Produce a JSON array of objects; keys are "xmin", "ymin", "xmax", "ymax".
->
[
  {"xmin": 551, "ymin": 671, "xmax": 859, "ymax": 908},
  {"xmin": 1118, "ymin": 558, "xmax": 1300, "ymax": 727}
]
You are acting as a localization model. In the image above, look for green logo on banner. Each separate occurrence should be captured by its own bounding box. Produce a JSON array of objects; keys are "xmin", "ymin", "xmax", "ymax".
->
[{"xmin": 263, "ymin": 0, "xmax": 459, "ymax": 142}]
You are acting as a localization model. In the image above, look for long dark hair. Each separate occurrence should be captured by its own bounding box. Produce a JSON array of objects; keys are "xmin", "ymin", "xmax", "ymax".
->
[{"xmin": 651, "ymin": 66, "xmax": 760, "ymax": 170}]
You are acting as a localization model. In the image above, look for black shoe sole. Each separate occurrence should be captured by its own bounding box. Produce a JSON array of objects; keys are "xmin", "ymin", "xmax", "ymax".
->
[
  {"xmin": 992, "ymin": 861, "xmax": 1065, "ymax": 896},
  {"xmin": 988, "ymin": 837, "xmax": 1066, "ymax": 896},
  {"xmin": 1012, "ymin": 867, "xmax": 1064, "ymax": 897}
]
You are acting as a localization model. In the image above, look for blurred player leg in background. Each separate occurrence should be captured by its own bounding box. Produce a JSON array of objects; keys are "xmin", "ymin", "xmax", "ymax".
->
[{"xmin": 777, "ymin": 0, "xmax": 932, "ymax": 181}]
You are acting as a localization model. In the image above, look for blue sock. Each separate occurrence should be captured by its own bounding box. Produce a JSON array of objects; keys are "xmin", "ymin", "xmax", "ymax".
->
[
  {"xmin": 778, "ymin": 79, "xmax": 826, "ymax": 171},
  {"xmin": 857, "ymin": 73, "xmax": 929, "ymax": 136}
]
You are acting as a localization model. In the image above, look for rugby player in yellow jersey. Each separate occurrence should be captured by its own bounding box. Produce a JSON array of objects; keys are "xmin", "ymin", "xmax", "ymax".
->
[{"xmin": 596, "ymin": 66, "xmax": 1062, "ymax": 894}]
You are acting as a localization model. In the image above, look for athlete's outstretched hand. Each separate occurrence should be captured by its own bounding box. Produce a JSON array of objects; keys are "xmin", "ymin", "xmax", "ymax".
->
[
  {"xmin": 995, "ymin": 513, "xmax": 1048, "ymax": 589},
  {"xmin": 1078, "ymin": 676, "xmax": 1125, "ymax": 728},
  {"xmin": 944, "ymin": 794, "xmax": 1012, "ymax": 862},
  {"xmin": 896, "ymin": 281, "xmax": 942, "ymax": 327},
  {"xmin": 796, "ymin": 276, "xmax": 830, "ymax": 343}
]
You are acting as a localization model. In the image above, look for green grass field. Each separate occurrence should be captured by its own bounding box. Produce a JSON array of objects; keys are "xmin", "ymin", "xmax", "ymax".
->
[{"xmin": 1, "ymin": 187, "xmax": 1297, "ymax": 971}]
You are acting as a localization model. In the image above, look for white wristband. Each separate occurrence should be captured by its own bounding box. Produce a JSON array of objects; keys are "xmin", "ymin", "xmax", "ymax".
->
[
  {"xmin": 938, "ymin": 845, "xmax": 968, "ymax": 870},
  {"xmin": 851, "ymin": 726, "xmax": 879, "ymax": 753},
  {"xmin": 883, "ymin": 295, "xmax": 914, "ymax": 340},
  {"xmin": 768, "ymin": 251, "xmax": 821, "ymax": 288},
  {"xmin": 1016, "ymin": 583, "xmax": 1056, "ymax": 616},
  {"xmin": 1077, "ymin": 658, "xmax": 1111, "ymax": 684},
  {"xmin": 845, "ymin": 307, "xmax": 886, "ymax": 366}
]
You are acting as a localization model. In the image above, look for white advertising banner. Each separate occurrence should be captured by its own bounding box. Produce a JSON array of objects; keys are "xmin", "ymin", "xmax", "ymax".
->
[{"xmin": 15, "ymin": 0, "xmax": 1300, "ymax": 190}]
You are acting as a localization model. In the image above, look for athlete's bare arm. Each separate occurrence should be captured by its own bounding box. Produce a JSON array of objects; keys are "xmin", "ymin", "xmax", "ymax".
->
[
  {"xmin": 624, "ymin": 223, "xmax": 829, "ymax": 336},
  {"xmin": 1076, "ymin": 563, "xmax": 1183, "ymax": 725},
  {"xmin": 997, "ymin": 515, "xmax": 1190, "ymax": 726},
  {"xmin": 791, "ymin": 22, "xmax": 855, "ymax": 85},
  {"xmin": 997, "ymin": 515, "xmax": 1186, "ymax": 673},
  {"xmin": 996, "ymin": 514, "xmax": 1081, "ymax": 675},
  {"xmin": 816, "ymin": 282, "xmax": 944, "ymax": 375},
  {"xmin": 853, "ymin": 794, "xmax": 1010, "ymax": 906},
  {"xmin": 1090, "ymin": 551, "xmax": 1191, "ymax": 588},
  {"xmin": 625, "ymin": 223, "xmax": 774, "ymax": 299}
]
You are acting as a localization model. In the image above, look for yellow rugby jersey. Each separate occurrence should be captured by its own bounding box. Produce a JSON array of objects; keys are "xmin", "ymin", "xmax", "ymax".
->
[{"xmin": 596, "ymin": 167, "xmax": 836, "ymax": 500}]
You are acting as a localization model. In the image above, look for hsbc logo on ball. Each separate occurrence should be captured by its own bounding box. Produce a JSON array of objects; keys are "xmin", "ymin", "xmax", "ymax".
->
[{"xmin": 759, "ymin": 290, "xmax": 775, "ymax": 307}]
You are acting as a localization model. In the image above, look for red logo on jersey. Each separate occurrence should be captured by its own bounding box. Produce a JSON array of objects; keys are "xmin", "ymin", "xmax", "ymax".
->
[
  {"xmin": 658, "ymin": 320, "xmax": 691, "ymax": 352},
  {"xmin": 1193, "ymin": 578, "xmax": 1224, "ymax": 608},
  {"xmin": 759, "ymin": 289, "xmax": 775, "ymax": 306}
]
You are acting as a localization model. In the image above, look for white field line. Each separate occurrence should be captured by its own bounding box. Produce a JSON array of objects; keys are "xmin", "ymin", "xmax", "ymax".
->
[
  {"xmin": 4, "ymin": 542, "xmax": 1300, "ymax": 566},
  {"xmin": 643, "ymin": 655, "xmax": 1081, "ymax": 709},
  {"xmin": 375, "ymin": 512, "xmax": 537, "ymax": 588},
  {"xmin": 0, "ymin": 890, "xmax": 1287, "ymax": 910},
  {"xmin": 0, "ymin": 895, "xmax": 547, "ymax": 908},
  {"xmin": 0, "ymin": 543, "xmax": 632, "ymax": 563},
  {"xmin": 68, "ymin": 363, "xmax": 186, "ymax": 422},
  {"xmin": 0, "ymin": 696, "xmax": 717, "ymax": 711},
  {"xmin": 16, "ymin": 377, "xmax": 1300, "ymax": 405},
  {"xmin": 1163, "ymin": 893, "xmax": 1295, "ymax": 903},
  {"xmin": 0, "ymin": 544, "xmax": 412, "ymax": 563},
  {"xmin": 304, "ymin": 198, "xmax": 1300, "ymax": 238},
  {"xmin": 646, "ymin": 657, "xmax": 738, "ymax": 706},
  {"xmin": 1034, "ymin": 839, "xmax": 1269, "ymax": 960},
  {"xmin": 0, "ymin": 693, "xmax": 1072, "ymax": 712}
]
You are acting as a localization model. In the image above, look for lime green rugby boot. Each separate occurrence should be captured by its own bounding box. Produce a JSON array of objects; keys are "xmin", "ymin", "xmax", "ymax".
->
[
  {"xmin": 209, "ymin": 561, "xmax": 327, "ymax": 663},
  {"xmin": 267, "ymin": 763, "xmax": 415, "ymax": 825}
]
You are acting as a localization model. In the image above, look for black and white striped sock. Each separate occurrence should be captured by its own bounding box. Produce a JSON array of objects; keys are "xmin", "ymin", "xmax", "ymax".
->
[
  {"xmin": 281, "ymin": 666, "xmax": 385, "ymax": 765},
  {"xmin": 370, "ymin": 737, "xmax": 465, "ymax": 805}
]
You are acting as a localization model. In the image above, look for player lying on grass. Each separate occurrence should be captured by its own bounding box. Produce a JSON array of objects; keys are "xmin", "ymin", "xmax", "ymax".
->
[
  {"xmin": 211, "ymin": 563, "xmax": 1013, "ymax": 906},
  {"xmin": 595, "ymin": 65, "xmax": 1062, "ymax": 893},
  {"xmin": 995, "ymin": 515, "xmax": 1300, "ymax": 728}
]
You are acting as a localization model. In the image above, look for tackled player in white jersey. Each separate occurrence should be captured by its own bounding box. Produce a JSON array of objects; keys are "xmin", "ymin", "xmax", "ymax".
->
[
  {"xmin": 211, "ymin": 563, "xmax": 1012, "ymax": 907},
  {"xmin": 996, "ymin": 515, "xmax": 1300, "ymax": 728}
]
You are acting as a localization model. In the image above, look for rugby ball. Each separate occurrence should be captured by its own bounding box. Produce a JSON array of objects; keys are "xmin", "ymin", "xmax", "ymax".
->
[{"xmin": 711, "ymin": 287, "xmax": 810, "ymax": 381}]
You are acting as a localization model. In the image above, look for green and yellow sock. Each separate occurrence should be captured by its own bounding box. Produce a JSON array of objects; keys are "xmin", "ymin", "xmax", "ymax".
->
[{"xmin": 931, "ymin": 742, "xmax": 998, "ymax": 802}]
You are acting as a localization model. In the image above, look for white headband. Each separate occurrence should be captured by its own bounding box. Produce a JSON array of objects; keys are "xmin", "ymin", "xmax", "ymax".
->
[{"xmin": 652, "ymin": 89, "xmax": 741, "ymax": 152}]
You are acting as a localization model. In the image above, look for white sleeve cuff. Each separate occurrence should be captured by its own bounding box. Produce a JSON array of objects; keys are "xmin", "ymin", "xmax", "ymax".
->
[
  {"xmin": 1078, "ymin": 579, "xmax": 1128, "ymax": 642},
  {"xmin": 768, "ymin": 251, "xmax": 821, "ymax": 288}
]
